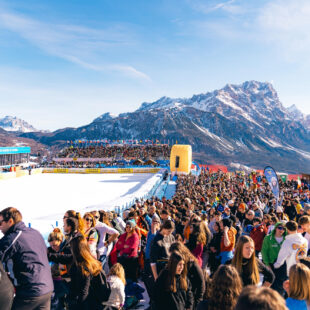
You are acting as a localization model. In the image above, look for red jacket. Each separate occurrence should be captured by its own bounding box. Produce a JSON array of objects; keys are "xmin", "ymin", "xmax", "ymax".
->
[
  {"xmin": 250, "ymin": 224, "xmax": 267, "ymax": 251},
  {"xmin": 115, "ymin": 232, "xmax": 139, "ymax": 258}
]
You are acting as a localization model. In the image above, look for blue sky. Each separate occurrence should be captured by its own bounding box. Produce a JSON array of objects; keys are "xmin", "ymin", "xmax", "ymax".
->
[{"xmin": 0, "ymin": 0, "xmax": 310, "ymax": 130}]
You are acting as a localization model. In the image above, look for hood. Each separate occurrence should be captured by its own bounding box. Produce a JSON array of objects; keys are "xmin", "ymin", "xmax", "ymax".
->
[{"xmin": 271, "ymin": 222, "xmax": 287, "ymax": 238}]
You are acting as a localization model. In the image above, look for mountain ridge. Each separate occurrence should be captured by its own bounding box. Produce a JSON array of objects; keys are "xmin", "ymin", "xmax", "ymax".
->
[{"xmin": 5, "ymin": 80, "xmax": 310, "ymax": 173}]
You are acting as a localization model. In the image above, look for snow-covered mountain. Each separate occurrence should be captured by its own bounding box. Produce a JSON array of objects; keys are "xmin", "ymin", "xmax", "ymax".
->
[
  {"xmin": 287, "ymin": 104, "xmax": 310, "ymax": 130},
  {"xmin": 19, "ymin": 81, "xmax": 310, "ymax": 173},
  {"xmin": 0, "ymin": 116, "xmax": 38, "ymax": 133}
]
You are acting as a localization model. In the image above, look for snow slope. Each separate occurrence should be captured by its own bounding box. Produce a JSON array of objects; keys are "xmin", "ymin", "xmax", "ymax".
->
[{"xmin": 0, "ymin": 173, "xmax": 160, "ymax": 238}]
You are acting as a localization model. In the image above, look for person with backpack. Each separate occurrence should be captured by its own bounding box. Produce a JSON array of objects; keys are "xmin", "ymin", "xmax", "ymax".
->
[
  {"xmin": 68, "ymin": 235, "xmax": 110, "ymax": 310},
  {"xmin": 83, "ymin": 212, "xmax": 99, "ymax": 258}
]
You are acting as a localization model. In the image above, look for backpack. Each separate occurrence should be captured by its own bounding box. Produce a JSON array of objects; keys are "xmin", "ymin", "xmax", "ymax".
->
[{"xmin": 90, "ymin": 269, "xmax": 111, "ymax": 303}]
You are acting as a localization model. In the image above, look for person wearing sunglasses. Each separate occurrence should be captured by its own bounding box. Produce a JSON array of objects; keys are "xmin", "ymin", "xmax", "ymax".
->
[
  {"xmin": 261, "ymin": 222, "xmax": 287, "ymax": 295},
  {"xmin": 0, "ymin": 207, "xmax": 53, "ymax": 310},
  {"xmin": 90, "ymin": 210, "xmax": 119, "ymax": 269},
  {"xmin": 83, "ymin": 212, "xmax": 99, "ymax": 259}
]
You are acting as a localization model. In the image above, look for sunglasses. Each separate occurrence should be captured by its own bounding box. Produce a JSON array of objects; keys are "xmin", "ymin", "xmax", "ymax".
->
[
  {"xmin": 85, "ymin": 218, "xmax": 93, "ymax": 222},
  {"xmin": 277, "ymin": 226, "xmax": 284, "ymax": 230},
  {"xmin": 94, "ymin": 216, "xmax": 99, "ymax": 219}
]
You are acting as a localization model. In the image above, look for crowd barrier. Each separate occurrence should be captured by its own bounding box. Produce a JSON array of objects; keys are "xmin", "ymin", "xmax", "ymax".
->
[
  {"xmin": 114, "ymin": 170, "xmax": 167, "ymax": 214},
  {"xmin": 42, "ymin": 167, "xmax": 161, "ymax": 174}
]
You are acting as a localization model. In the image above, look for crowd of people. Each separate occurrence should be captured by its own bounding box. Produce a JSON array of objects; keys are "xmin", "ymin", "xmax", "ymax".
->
[
  {"xmin": 57, "ymin": 145, "xmax": 171, "ymax": 161},
  {"xmin": 1, "ymin": 169, "xmax": 310, "ymax": 310}
]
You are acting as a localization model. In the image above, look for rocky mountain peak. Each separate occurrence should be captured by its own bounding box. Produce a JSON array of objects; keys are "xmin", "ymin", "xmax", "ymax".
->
[{"xmin": 0, "ymin": 115, "xmax": 38, "ymax": 133}]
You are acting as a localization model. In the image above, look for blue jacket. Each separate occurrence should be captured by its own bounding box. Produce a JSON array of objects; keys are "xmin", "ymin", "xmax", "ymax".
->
[
  {"xmin": 286, "ymin": 298, "xmax": 308, "ymax": 310},
  {"xmin": 0, "ymin": 221, "xmax": 53, "ymax": 297}
]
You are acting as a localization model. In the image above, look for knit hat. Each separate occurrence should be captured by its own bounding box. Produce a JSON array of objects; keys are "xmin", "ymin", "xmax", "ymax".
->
[
  {"xmin": 152, "ymin": 214, "xmax": 161, "ymax": 223},
  {"xmin": 304, "ymin": 203, "xmax": 310, "ymax": 212},
  {"xmin": 126, "ymin": 219, "xmax": 136, "ymax": 228}
]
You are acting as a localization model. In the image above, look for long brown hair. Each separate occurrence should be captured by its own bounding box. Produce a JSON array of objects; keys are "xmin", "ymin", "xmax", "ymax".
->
[
  {"xmin": 166, "ymin": 251, "xmax": 187, "ymax": 293},
  {"xmin": 70, "ymin": 235, "xmax": 102, "ymax": 277},
  {"xmin": 65, "ymin": 210, "xmax": 85, "ymax": 235},
  {"xmin": 208, "ymin": 265, "xmax": 243, "ymax": 310},
  {"xmin": 288, "ymin": 263, "xmax": 310, "ymax": 303},
  {"xmin": 232, "ymin": 235, "xmax": 260, "ymax": 285}
]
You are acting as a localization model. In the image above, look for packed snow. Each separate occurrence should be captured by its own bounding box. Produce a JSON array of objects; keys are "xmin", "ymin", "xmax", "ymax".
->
[{"xmin": 0, "ymin": 173, "xmax": 160, "ymax": 238}]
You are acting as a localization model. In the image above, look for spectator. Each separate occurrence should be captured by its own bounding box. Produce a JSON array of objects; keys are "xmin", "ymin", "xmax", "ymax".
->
[
  {"xmin": 274, "ymin": 221, "xmax": 308, "ymax": 276},
  {"xmin": 102, "ymin": 263, "xmax": 126, "ymax": 310},
  {"xmin": 154, "ymin": 251, "xmax": 194, "ymax": 310},
  {"xmin": 115, "ymin": 219, "xmax": 140, "ymax": 282},
  {"xmin": 284, "ymin": 263, "xmax": 310, "ymax": 310},
  {"xmin": 150, "ymin": 219, "xmax": 175, "ymax": 281},
  {"xmin": 68, "ymin": 235, "xmax": 103, "ymax": 310},
  {"xmin": 230, "ymin": 235, "xmax": 274, "ymax": 287},
  {"xmin": 219, "ymin": 218, "xmax": 236, "ymax": 264},
  {"xmin": 261, "ymin": 222, "xmax": 287, "ymax": 295},
  {"xmin": 235, "ymin": 286, "xmax": 288, "ymax": 310},
  {"xmin": 250, "ymin": 217, "xmax": 267, "ymax": 256},
  {"xmin": 169, "ymin": 241, "xmax": 205, "ymax": 308},
  {"xmin": 91, "ymin": 210, "xmax": 119, "ymax": 268},
  {"xmin": 298, "ymin": 215, "xmax": 310, "ymax": 254},
  {"xmin": 83, "ymin": 212, "xmax": 99, "ymax": 258},
  {"xmin": 0, "ymin": 207, "xmax": 54, "ymax": 310},
  {"xmin": 0, "ymin": 261, "xmax": 14, "ymax": 310},
  {"xmin": 197, "ymin": 265, "xmax": 242, "ymax": 310}
]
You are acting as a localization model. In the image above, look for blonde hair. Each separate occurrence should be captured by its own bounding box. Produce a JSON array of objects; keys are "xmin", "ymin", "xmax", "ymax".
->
[
  {"xmin": 232, "ymin": 236, "xmax": 260, "ymax": 285},
  {"xmin": 109, "ymin": 263, "xmax": 126, "ymax": 285},
  {"xmin": 288, "ymin": 263, "xmax": 310, "ymax": 303},
  {"xmin": 48, "ymin": 228, "xmax": 64, "ymax": 243},
  {"xmin": 83, "ymin": 212, "xmax": 96, "ymax": 228}
]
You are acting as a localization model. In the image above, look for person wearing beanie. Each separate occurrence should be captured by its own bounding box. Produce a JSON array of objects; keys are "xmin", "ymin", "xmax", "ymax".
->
[{"xmin": 115, "ymin": 220, "xmax": 140, "ymax": 281}]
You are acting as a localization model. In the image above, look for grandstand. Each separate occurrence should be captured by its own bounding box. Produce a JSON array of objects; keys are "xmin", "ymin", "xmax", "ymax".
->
[
  {"xmin": 50, "ymin": 142, "xmax": 171, "ymax": 168},
  {"xmin": 0, "ymin": 146, "xmax": 31, "ymax": 168}
]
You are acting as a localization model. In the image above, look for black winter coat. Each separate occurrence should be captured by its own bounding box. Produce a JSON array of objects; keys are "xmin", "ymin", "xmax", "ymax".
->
[
  {"xmin": 154, "ymin": 269, "xmax": 194, "ymax": 310},
  {"xmin": 0, "ymin": 222, "xmax": 54, "ymax": 298},
  {"xmin": 187, "ymin": 260, "xmax": 205, "ymax": 306}
]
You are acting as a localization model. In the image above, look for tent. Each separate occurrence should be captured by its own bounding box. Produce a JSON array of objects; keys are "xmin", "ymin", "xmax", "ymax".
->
[
  {"xmin": 144, "ymin": 159, "xmax": 158, "ymax": 166},
  {"xmin": 132, "ymin": 159, "xmax": 144, "ymax": 166}
]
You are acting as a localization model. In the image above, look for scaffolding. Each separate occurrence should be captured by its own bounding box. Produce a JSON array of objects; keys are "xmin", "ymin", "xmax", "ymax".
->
[{"xmin": 0, "ymin": 147, "xmax": 31, "ymax": 167}]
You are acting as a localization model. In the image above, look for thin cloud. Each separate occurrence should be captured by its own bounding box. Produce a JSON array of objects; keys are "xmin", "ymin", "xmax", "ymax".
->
[
  {"xmin": 257, "ymin": 0, "xmax": 310, "ymax": 60},
  {"xmin": 186, "ymin": 0, "xmax": 241, "ymax": 14},
  {"xmin": 0, "ymin": 10, "xmax": 151, "ymax": 81}
]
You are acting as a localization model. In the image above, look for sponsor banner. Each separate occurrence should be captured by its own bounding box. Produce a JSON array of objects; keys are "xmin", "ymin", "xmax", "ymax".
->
[
  {"xmin": 0, "ymin": 146, "xmax": 31, "ymax": 155},
  {"xmin": 54, "ymin": 168, "xmax": 68, "ymax": 173},
  {"xmin": 0, "ymin": 172, "xmax": 16, "ymax": 180},
  {"xmin": 53, "ymin": 157, "xmax": 114, "ymax": 162},
  {"xmin": 16, "ymin": 170, "xmax": 29, "ymax": 178},
  {"xmin": 31, "ymin": 168, "xmax": 43, "ymax": 175},
  {"xmin": 117, "ymin": 168, "xmax": 133, "ymax": 173},
  {"xmin": 85, "ymin": 168, "xmax": 101, "ymax": 174},
  {"xmin": 264, "ymin": 166, "xmax": 280, "ymax": 202},
  {"xmin": 42, "ymin": 167, "xmax": 160, "ymax": 174}
]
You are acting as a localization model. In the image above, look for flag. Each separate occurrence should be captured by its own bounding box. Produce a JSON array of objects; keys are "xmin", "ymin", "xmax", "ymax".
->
[
  {"xmin": 264, "ymin": 166, "xmax": 280, "ymax": 205},
  {"xmin": 297, "ymin": 176, "xmax": 301, "ymax": 189}
]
